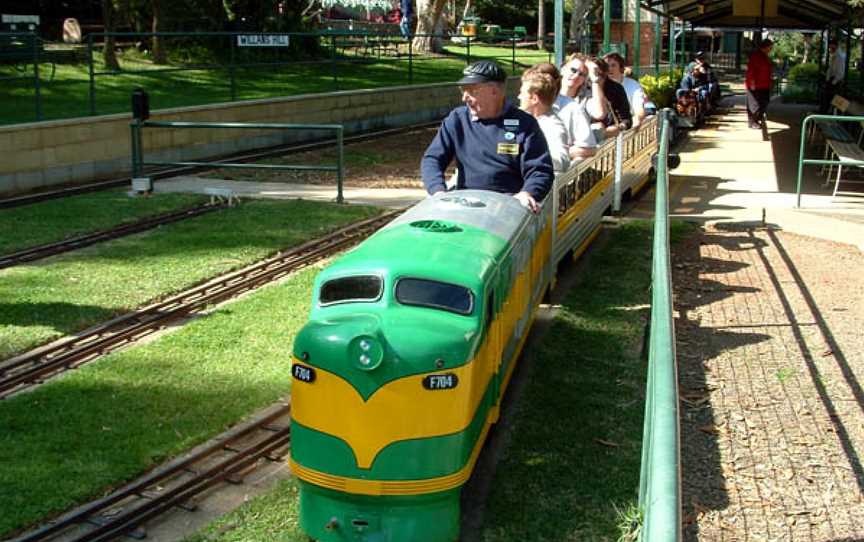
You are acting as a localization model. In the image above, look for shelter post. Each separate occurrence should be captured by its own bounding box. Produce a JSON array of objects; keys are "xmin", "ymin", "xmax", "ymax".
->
[
  {"xmin": 554, "ymin": 0, "xmax": 564, "ymax": 67},
  {"xmin": 604, "ymin": 0, "xmax": 611, "ymax": 53},
  {"xmin": 668, "ymin": 17, "xmax": 675, "ymax": 74},
  {"xmin": 735, "ymin": 32, "xmax": 742, "ymax": 71},
  {"xmin": 633, "ymin": 0, "xmax": 641, "ymax": 77},
  {"xmin": 655, "ymin": 7, "xmax": 661, "ymax": 74}
]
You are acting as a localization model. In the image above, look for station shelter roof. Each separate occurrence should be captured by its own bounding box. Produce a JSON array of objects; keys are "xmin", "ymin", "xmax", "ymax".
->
[{"xmin": 647, "ymin": 0, "xmax": 851, "ymax": 29}]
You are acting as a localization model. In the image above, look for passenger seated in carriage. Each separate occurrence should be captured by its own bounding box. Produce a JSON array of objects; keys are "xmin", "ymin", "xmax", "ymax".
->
[
  {"xmin": 693, "ymin": 53, "xmax": 721, "ymax": 105},
  {"xmin": 677, "ymin": 63, "xmax": 713, "ymax": 117}
]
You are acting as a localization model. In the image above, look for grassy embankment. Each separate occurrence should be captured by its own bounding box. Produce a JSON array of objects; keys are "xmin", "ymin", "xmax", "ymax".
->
[
  {"xmin": 1, "ymin": 45, "xmax": 551, "ymax": 125},
  {"xmin": 0, "ymin": 199, "xmax": 379, "ymax": 359},
  {"xmin": 182, "ymin": 220, "xmax": 692, "ymax": 542},
  {"xmin": 0, "ymin": 265, "xmax": 318, "ymax": 537},
  {"xmin": 0, "ymin": 190, "xmax": 207, "ymax": 255}
]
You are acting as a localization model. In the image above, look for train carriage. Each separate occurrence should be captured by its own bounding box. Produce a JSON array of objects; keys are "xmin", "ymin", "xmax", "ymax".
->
[{"xmin": 289, "ymin": 120, "xmax": 658, "ymax": 542}]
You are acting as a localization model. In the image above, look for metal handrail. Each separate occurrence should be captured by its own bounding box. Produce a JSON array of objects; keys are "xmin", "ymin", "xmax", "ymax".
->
[
  {"xmin": 795, "ymin": 113, "xmax": 864, "ymax": 207},
  {"xmin": 638, "ymin": 109, "xmax": 681, "ymax": 542},
  {"xmin": 131, "ymin": 121, "xmax": 346, "ymax": 203}
]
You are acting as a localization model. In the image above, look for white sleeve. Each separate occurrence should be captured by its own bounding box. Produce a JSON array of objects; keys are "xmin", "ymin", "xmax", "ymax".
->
[
  {"xmin": 557, "ymin": 101, "xmax": 594, "ymax": 149},
  {"xmin": 539, "ymin": 114, "xmax": 571, "ymax": 174}
]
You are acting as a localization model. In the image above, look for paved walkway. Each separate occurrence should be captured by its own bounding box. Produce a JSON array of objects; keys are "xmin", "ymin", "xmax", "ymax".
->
[
  {"xmin": 153, "ymin": 176, "xmax": 427, "ymax": 209},
  {"xmin": 631, "ymin": 95, "xmax": 864, "ymax": 251},
  {"xmin": 637, "ymin": 96, "xmax": 864, "ymax": 540}
]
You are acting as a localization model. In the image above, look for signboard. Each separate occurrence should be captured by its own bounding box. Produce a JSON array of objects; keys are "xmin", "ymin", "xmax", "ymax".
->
[
  {"xmin": 237, "ymin": 34, "xmax": 290, "ymax": 47},
  {"xmin": 1, "ymin": 14, "xmax": 39, "ymax": 31},
  {"xmin": 2, "ymin": 14, "xmax": 40, "ymax": 24}
]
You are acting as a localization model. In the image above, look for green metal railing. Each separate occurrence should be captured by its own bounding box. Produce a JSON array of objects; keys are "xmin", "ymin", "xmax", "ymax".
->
[
  {"xmin": 0, "ymin": 32, "xmax": 42, "ymax": 121},
  {"xmin": 638, "ymin": 109, "xmax": 681, "ymax": 542},
  {"xmin": 795, "ymin": 113, "xmax": 864, "ymax": 207},
  {"xmin": 130, "ymin": 121, "xmax": 346, "ymax": 203},
  {"xmin": 2, "ymin": 30, "xmax": 560, "ymax": 125}
]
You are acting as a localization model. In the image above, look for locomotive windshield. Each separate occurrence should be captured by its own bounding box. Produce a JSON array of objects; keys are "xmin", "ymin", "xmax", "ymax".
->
[
  {"xmin": 320, "ymin": 275, "xmax": 383, "ymax": 305},
  {"xmin": 395, "ymin": 278, "xmax": 474, "ymax": 315}
]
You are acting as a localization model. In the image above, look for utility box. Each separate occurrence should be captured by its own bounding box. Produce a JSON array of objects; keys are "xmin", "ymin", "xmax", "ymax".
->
[{"xmin": 131, "ymin": 177, "xmax": 152, "ymax": 193}]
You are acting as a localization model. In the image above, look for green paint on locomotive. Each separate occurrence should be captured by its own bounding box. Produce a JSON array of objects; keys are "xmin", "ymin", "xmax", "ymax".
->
[
  {"xmin": 299, "ymin": 484, "xmax": 461, "ymax": 542},
  {"xmin": 293, "ymin": 222, "xmax": 509, "ymax": 398}
]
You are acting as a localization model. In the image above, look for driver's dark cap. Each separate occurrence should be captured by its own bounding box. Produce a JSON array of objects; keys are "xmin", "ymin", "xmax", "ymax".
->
[{"xmin": 458, "ymin": 60, "xmax": 507, "ymax": 85}]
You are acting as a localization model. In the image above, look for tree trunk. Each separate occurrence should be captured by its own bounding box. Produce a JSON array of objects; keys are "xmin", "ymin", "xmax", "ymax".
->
[
  {"xmin": 461, "ymin": 0, "xmax": 472, "ymax": 21},
  {"xmin": 102, "ymin": 0, "xmax": 120, "ymax": 70},
  {"xmin": 569, "ymin": 0, "xmax": 594, "ymax": 54},
  {"xmin": 537, "ymin": 0, "xmax": 545, "ymax": 50},
  {"xmin": 413, "ymin": 0, "xmax": 448, "ymax": 53},
  {"xmin": 152, "ymin": 0, "xmax": 167, "ymax": 64}
]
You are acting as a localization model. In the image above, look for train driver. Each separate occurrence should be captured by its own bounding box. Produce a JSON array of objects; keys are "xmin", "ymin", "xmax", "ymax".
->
[{"xmin": 420, "ymin": 60, "xmax": 554, "ymax": 213}]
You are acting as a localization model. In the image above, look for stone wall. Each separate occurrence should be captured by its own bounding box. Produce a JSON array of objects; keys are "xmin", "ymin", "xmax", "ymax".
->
[{"xmin": 0, "ymin": 79, "xmax": 517, "ymax": 198}]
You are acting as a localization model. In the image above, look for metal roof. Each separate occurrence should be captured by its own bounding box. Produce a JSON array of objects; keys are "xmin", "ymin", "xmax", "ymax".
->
[{"xmin": 644, "ymin": 0, "xmax": 851, "ymax": 29}]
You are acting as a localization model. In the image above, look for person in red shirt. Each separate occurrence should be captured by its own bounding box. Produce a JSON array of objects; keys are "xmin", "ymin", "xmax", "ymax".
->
[{"xmin": 745, "ymin": 39, "xmax": 774, "ymax": 129}]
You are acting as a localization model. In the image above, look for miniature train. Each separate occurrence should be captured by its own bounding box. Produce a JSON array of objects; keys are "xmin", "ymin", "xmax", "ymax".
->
[{"xmin": 289, "ymin": 115, "xmax": 658, "ymax": 542}]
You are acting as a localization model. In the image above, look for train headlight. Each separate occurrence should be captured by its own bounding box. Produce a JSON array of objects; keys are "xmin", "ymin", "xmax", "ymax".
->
[{"xmin": 349, "ymin": 335, "xmax": 384, "ymax": 371}]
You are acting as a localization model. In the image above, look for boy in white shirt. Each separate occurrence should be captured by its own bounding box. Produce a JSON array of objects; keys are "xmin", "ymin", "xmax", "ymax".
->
[{"xmin": 518, "ymin": 71, "xmax": 570, "ymax": 173}]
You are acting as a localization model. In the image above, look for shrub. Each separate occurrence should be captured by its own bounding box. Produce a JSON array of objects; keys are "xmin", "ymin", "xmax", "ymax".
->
[
  {"xmin": 640, "ymin": 68, "xmax": 683, "ymax": 109},
  {"xmin": 781, "ymin": 84, "xmax": 817, "ymax": 104},
  {"xmin": 788, "ymin": 63, "xmax": 820, "ymax": 85}
]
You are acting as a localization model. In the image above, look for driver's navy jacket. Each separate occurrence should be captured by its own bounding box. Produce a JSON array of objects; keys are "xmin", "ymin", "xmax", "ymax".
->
[{"xmin": 420, "ymin": 101, "xmax": 554, "ymax": 202}]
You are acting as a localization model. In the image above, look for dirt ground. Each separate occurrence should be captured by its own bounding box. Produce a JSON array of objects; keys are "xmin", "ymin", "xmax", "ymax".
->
[
  {"xmin": 212, "ymin": 126, "xmax": 445, "ymax": 188},
  {"xmin": 673, "ymin": 225, "xmax": 864, "ymax": 541}
]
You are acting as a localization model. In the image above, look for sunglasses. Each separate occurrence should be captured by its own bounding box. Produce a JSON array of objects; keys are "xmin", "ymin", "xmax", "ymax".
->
[{"xmin": 567, "ymin": 67, "xmax": 587, "ymax": 77}]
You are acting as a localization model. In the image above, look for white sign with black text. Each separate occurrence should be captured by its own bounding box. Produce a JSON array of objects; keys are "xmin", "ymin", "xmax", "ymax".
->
[{"xmin": 237, "ymin": 34, "xmax": 290, "ymax": 47}]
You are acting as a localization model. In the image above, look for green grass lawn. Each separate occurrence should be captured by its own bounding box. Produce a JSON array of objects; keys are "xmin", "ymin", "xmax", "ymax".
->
[
  {"xmin": 479, "ymin": 221, "xmax": 657, "ymax": 542},
  {"xmin": 0, "ymin": 190, "xmax": 208, "ymax": 255},
  {"xmin": 0, "ymin": 266, "xmax": 317, "ymax": 538},
  {"xmin": 1, "ymin": 43, "xmax": 552, "ymax": 125},
  {"xmin": 0, "ymin": 199, "xmax": 379, "ymax": 360},
  {"xmin": 181, "ymin": 220, "xmax": 688, "ymax": 542}
]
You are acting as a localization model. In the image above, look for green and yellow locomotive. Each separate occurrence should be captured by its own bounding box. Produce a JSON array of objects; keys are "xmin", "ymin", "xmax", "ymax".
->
[
  {"xmin": 290, "ymin": 190, "xmax": 553, "ymax": 541},
  {"xmin": 289, "ymin": 122, "xmax": 657, "ymax": 541}
]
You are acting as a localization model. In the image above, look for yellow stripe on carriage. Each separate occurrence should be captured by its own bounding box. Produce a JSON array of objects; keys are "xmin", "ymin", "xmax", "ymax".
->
[{"xmin": 556, "ymin": 175, "xmax": 613, "ymax": 235}]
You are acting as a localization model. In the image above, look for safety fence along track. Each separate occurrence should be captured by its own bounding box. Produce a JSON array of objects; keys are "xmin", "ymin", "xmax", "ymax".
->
[
  {"xmin": 0, "ymin": 202, "xmax": 228, "ymax": 270},
  {"xmin": 0, "ymin": 210, "xmax": 400, "ymax": 399},
  {"xmin": 12, "ymin": 403, "xmax": 292, "ymax": 542},
  {"xmin": 0, "ymin": 121, "xmax": 440, "ymax": 209}
]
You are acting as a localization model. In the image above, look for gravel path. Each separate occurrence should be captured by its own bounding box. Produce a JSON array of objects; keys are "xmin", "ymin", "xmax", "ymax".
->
[{"xmin": 674, "ymin": 226, "xmax": 864, "ymax": 541}]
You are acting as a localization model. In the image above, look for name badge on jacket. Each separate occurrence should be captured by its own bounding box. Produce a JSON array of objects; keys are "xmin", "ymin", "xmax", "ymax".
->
[{"xmin": 497, "ymin": 143, "xmax": 519, "ymax": 155}]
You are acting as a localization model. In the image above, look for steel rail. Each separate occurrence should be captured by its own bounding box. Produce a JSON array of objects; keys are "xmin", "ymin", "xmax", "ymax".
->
[
  {"xmin": 0, "ymin": 121, "xmax": 440, "ymax": 209},
  {"xmin": 0, "ymin": 210, "xmax": 400, "ymax": 399},
  {"xmin": 0, "ymin": 202, "xmax": 227, "ymax": 270},
  {"xmin": 12, "ymin": 403, "xmax": 292, "ymax": 542}
]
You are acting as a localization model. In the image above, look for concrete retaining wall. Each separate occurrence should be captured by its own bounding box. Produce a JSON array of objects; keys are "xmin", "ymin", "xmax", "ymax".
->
[{"xmin": 0, "ymin": 79, "xmax": 518, "ymax": 198}]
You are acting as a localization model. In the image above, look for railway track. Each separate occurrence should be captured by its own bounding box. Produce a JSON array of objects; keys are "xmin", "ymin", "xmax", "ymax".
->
[
  {"xmin": 0, "ymin": 202, "xmax": 228, "ymax": 270},
  {"xmin": 0, "ymin": 121, "xmax": 440, "ymax": 209},
  {"xmin": 12, "ymin": 403, "xmax": 292, "ymax": 542},
  {"xmin": 0, "ymin": 210, "xmax": 400, "ymax": 399}
]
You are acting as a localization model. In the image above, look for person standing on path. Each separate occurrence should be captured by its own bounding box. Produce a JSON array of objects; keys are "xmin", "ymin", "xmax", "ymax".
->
[
  {"xmin": 745, "ymin": 39, "xmax": 773, "ymax": 129},
  {"xmin": 400, "ymin": 0, "xmax": 413, "ymax": 39},
  {"xmin": 819, "ymin": 40, "xmax": 846, "ymax": 113}
]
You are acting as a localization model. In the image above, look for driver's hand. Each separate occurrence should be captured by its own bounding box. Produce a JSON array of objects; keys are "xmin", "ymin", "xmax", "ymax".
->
[{"xmin": 513, "ymin": 191, "xmax": 539, "ymax": 213}]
